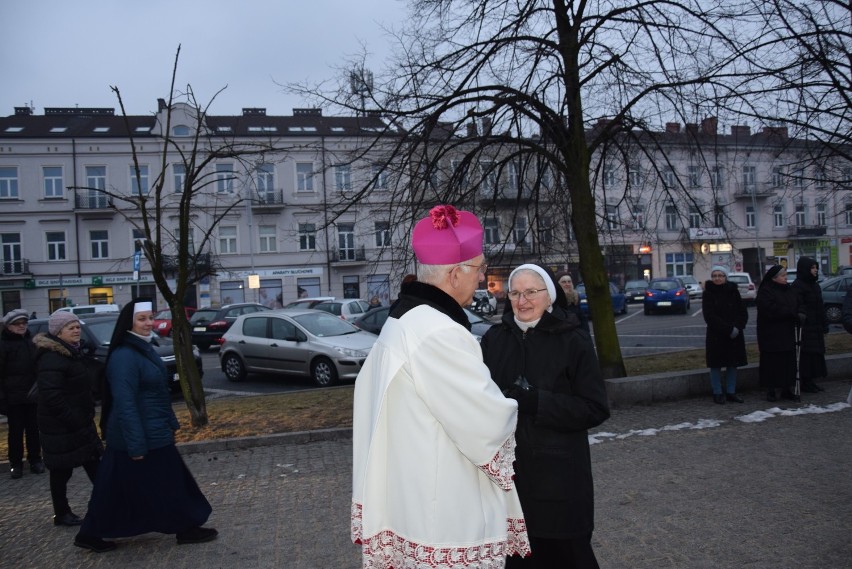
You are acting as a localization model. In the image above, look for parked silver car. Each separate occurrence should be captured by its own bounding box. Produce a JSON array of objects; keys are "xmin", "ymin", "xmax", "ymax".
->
[
  {"xmin": 218, "ymin": 309, "xmax": 378, "ymax": 386},
  {"xmin": 820, "ymin": 275, "xmax": 852, "ymax": 323}
]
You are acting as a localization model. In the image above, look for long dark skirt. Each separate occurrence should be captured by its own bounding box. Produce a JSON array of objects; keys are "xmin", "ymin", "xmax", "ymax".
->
[
  {"xmin": 80, "ymin": 444, "xmax": 211, "ymax": 538},
  {"xmin": 758, "ymin": 350, "xmax": 797, "ymax": 389},
  {"xmin": 798, "ymin": 351, "xmax": 827, "ymax": 380}
]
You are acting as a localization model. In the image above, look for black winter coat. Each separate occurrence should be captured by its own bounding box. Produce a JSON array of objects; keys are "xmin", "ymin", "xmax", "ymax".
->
[
  {"xmin": 480, "ymin": 306, "xmax": 610, "ymax": 539},
  {"xmin": 702, "ymin": 280, "xmax": 748, "ymax": 368},
  {"xmin": 756, "ymin": 279, "xmax": 798, "ymax": 354},
  {"xmin": 33, "ymin": 333, "xmax": 103, "ymax": 470},
  {"xmin": 0, "ymin": 327, "xmax": 38, "ymax": 406},
  {"xmin": 843, "ymin": 290, "xmax": 852, "ymax": 335},
  {"xmin": 791, "ymin": 257, "xmax": 827, "ymax": 355}
]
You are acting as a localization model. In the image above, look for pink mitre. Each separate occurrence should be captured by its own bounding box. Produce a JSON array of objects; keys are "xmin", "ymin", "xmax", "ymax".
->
[{"xmin": 412, "ymin": 205, "xmax": 484, "ymax": 264}]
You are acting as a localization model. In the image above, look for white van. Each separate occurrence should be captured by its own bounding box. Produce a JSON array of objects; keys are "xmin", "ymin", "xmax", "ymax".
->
[{"xmin": 53, "ymin": 304, "xmax": 120, "ymax": 316}]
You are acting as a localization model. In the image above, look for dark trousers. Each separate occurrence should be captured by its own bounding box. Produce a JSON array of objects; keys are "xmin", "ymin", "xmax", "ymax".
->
[
  {"xmin": 49, "ymin": 460, "xmax": 99, "ymax": 516},
  {"xmin": 507, "ymin": 533, "xmax": 600, "ymax": 569},
  {"xmin": 6, "ymin": 404, "xmax": 41, "ymax": 467}
]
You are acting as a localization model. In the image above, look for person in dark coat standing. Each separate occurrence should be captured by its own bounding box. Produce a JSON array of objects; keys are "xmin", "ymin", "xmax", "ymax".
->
[
  {"xmin": 0, "ymin": 309, "xmax": 44, "ymax": 478},
  {"xmin": 756, "ymin": 265, "xmax": 800, "ymax": 402},
  {"xmin": 702, "ymin": 266, "xmax": 748, "ymax": 404},
  {"xmin": 555, "ymin": 270, "xmax": 588, "ymax": 331},
  {"xmin": 74, "ymin": 299, "xmax": 216, "ymax": 553},
  {"xmin": 33, "ymin": 311, "xmax": 103, "ymax": 526},
  {"xmin": 791, "ymin": 256, "xmax": 827, "ymax": 393},
  {"xmin": 481, "ymin": 263, "xmax": 610, "ymax": 569}
]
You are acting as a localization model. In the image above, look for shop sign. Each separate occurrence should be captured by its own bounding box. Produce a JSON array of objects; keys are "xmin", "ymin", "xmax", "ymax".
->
[{"xmin": 688, "ymin": 227, "xmax": 726, "ymax": 240}]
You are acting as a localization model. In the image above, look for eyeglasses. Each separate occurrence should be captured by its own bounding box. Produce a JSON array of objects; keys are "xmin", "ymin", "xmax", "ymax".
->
[
  {"xmin": 710, "ymin": 273, "xmax": 726, "ymax": 279},
  {"xmin": 459, "ymin": 262, "xmax": 488, "ymax": 275},
  {"xmin": 507, "ymin": 288, "xmax": 547, "ymax": 301}
]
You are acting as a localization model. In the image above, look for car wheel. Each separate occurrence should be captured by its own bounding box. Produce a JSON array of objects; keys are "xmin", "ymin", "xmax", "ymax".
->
[
  {"xmin": 311, "ymin": 357, "xmax": 339, "ymax": 387},
  {"xmin": 644, "ymin": 305, "xmax": 651, "ymax": 315},
  {"xmin": 222, "ymin": 353, "xmax": 247, "ymax": 382},
  {"xmin": 825, "ymin": 304, "xmax": 843, "ymax": 324}
]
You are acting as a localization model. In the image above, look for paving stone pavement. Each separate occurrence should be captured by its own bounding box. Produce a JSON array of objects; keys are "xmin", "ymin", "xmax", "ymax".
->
[{"xmin": 1, "ymin": 380, "xmax": 850, "ymax": 569}]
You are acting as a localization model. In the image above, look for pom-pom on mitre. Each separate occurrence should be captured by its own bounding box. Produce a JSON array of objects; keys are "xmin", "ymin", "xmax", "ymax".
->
[
  {"xmin": 429, "ymin": 205, "xmax": 461, "ymax": 230},
  {"xmin": 412, "ymin": 205, "xmax": 484, "ymax": 265}
]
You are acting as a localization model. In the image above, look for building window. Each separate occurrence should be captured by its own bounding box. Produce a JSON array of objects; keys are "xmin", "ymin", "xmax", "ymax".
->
[
  {"xmin": 773, "ymin": 204, "xmax": 785, "ymax": 228},
  {"xmin": 793, "ymin": 168, "xmax": 804, "ymax": 188},
  {"xmin": 714, "ymin": 206, "xmax": 725, "ymax": 228},
  {"xmin": 794, "ymin": 203, "xmax": 806, "ymax": 226},
  {"xmin": 742, "ymin": 165, "xmax": 756, "ymax": 192},
  {"xmin": 338, "ymin": 223, "xmax": 356, "ymax": 260},
  {"xmin": 480, "ymin": 162, "xmax": 497, "ymax": 195},
  {"xmin": 711, "ymin": 166, "xmax": 724, "ymax": 191},
  {"xmin": 296, "ymin": 162, "xmax": 314, "ymax": 192},
  {"xmin": 814, "ymin": 169, "xmax": 827, "ymax": 189},
  {"xmin": 130, "ymin": 165, "xmax": 149, "ymax": 196},
  {"xmin": 602, "ymin": 163, "xmax": 615, "ymax": 187},
  {"xmin": 605, "ymin": 205, "xmax": 619, "ymax": 230},
  {"xmin": 256, "ymin": 163, "xmax": 275, "ymax": 201},
  {"xmin": 688, "ymin": 165, "xmax": 700, "ymax": 189},
  {"xmin": 483, "ymin": 218, "xmax": 500, "ymax": 245},
  {"xmin": 771, "ymin": 166, "xmax": 783, "ymax": 188},
  {"xmin": 815, "ymin": 203, "xmax": 827, "ymax": 226},
  {"xmin": 374, "ymin": 222, "xmax": 391, "ymax": 248},
  {"xmin": 299, "ymin": 223, "xmax": 316, "ymax": 251},
  {"xmin": 665, "ymin": 252, "xmax": 694, "ymax": 277},
  {"xmin": 450, "ymin": 160, "xmax": 469, "ymax": 191},
  {"xmin": 132, "ymin": 228, "xmax": 145, "ymax": 253},
  {"xmin": 632, "ymin": 205, "xmax": 645, "ymax": 230},
  {"xmin": 845, "ymin": 203, "xmax": 852, "ymax": 226},
  {"xmin": 172, "ymin": 125, "xmax": 190, "ymax": 137},
  {"xmin": 335, "ymin": 164, "xmax": 352, "ymax": 191},
  {"xmin": 90, "ymin": 230, "xmax": 109, "ymax": 259},
  {"xmin": 258, "ymin": 225, "xmax": 277, "ymax": 253},
  {"xmin": 538, "ymin": 216, "xmax": 554, "ymax": 245},
  {"xmin": 688, "ymin": 206, "xmax": 701, "ymax": 228},
  {"xmin": 507, "ymin": 162, "xmax": 520, "ymax": 195},
  {"xmin": 219, "ymin": 226, "xmax": 238, "ymax": 254},
  {"xmin": 43, "ymin": 167, "xmax": 64, "ymax": 198},
  {"xmin": 216, "ymin": 163, "xmax": 234, "ymax": 193},
  {"xmin": 1, "ymin": 233, "xmax": 23, "ymax": 274},
  {"xmin": 629, "ymin": 164, "xmax": 644, "ymax": 187},
  {"xmin": 371, "ymin": 163, "xmax": 388, "ymax": 190},
  {"xmin": 540, "ymin": 165, "xmax": 552, "ymax": 190},
  {"xmin": 46, "ymin": 232, "xmax": 67, "ymax": 261},
  {"xmin": 745, "ymin": 206, "xmax": 755, "ymax": 229},
  {"xmin": 661, "ymin": 166, "xmax": 675, "ymax": 188},
  {"xmin": 665, "ymin": 205, "xmax": 679, "ymax": 231},
  {"xmin": 513, "ymin": 217, "xmax": 529, "ymax": 246},
  {"xmin": 173, "ymin": 163, "xmax": 186, "ymax": 193},
  {"xmin": 0, "ymin": 167, "xmax": 19, "ymax": 199}
]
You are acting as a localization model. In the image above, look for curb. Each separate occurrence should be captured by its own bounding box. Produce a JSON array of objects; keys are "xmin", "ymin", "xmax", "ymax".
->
[{"xmin": 176, "ymin": 427, "xmax": 353, "ymax": 455}]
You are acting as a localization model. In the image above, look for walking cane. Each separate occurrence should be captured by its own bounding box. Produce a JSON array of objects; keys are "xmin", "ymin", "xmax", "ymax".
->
[{"xmin": 794, "ymin": 325, "xmax": 802, "ymax": 398}]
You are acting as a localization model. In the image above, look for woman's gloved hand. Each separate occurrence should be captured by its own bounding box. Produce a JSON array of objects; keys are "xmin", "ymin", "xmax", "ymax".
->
[{"xmin": 503, "ymin": 376, "xmax": 539, "ymax": 415}]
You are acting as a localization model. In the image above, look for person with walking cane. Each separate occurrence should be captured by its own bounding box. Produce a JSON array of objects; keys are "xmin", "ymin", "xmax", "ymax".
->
[
  {"xmin": 756, "ymin": 265, "xmax": 800, "ymax": 402},
  {"xmin": 791, "ymin": 257, "xmax": 828, "ymax": 393}
]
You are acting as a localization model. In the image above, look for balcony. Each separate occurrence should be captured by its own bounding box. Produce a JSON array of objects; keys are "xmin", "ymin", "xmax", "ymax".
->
[
  {"xmin": 330, "ymin": 245, "xmax": 367, "ymax": 265},
  {"xmin": 788, "ymin": 225, "xmax": 827, "ymax": 238},
  {"xmin": 161, "ymin": 252, "xmax": 215, "ymax": 281},
  {"xmin": 250, "ymin": 189, "xmax": 285, "ymax": 210},
  {"xmin": 1, "ymin": 258, "xmax": 30, "ymax": 276},
  {"xmin": 732, "ymin": 184, "xmax": 775, "ymax": 200},
  {"xmin": 75, "ymin": 193, "xmax": 113, "ymax": 210}
]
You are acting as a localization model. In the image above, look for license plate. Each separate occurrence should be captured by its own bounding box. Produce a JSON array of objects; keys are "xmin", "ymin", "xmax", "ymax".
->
[
  {"xmin": 633, "ymin": 296, "xmax": 644, "ymax": 301},
  {"xmin": 193, "ymin": 326, "xmax": 206, "ymax": 332},
  {"xmin": 657, "ymin": 301, "xmax": 672, "ymax": 306}
]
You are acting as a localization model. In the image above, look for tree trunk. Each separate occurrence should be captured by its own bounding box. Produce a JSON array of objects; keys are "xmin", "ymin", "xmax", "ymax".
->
[{"xmin": 170, "ymin": 317, "xmax": 209, "ymax": 427}]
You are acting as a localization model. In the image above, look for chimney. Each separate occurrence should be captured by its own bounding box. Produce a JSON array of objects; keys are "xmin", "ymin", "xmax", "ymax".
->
[
  {"xmin": 700, "ymin": 116, "xmax": 718, "ymax": 135},
  {"xmin": 665, "ymin": 122, "xmax": 681, "ymax": 133},
  {"xmin": 731, "ymin": 125, "xmax": 751, "ymax": 138},
  {"xmin": 157, "ymin": 98, "xmax": 167, "ymax": 111},
  {"xmin": 761, "ymin": 126, "xmax": 788, "ymax": 140},
  {"xmin": 685, "ymin": 123, "xmax": 698, "ymax": 134},
  {"xmin": 292, "ymin": 108, "xmax": 322, "ymax": 116},
  {"xmin": 481, "ymin": 117, "xmax": 492, "ymax": 135},
  {"xmin": 14, "ymin": 106, "xmax": 33, "ymax": 116},
  {"xmin": 466, "ymin": 121, "xmax": 478, "ymax": 137},
  {"xmin": 243, "ymin": 108, "xmax": 267, "ymax": 116}
]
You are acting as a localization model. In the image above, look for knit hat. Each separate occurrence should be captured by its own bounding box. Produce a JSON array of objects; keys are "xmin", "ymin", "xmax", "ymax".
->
[
  {"xmin": 710, "ymin": 265, "xmax": 728, "ymax": 276},
  {"xmin": 48, "ymin": 311, "xmax": 80, "ymax": 335},
  {"xmin": 508, "ymin": 264, "xmax": 558, "ymax": 305},
  {"xmin": 412, "ymin": 205, "xmax": 483, "ymax": 265},
  {"xmin": 2, "ymin": 308, "xmax": 29, "ymax": 326}
]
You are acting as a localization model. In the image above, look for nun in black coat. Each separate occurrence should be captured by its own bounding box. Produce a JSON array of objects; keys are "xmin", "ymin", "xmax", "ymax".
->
[
  {"xmin": 791, "ymin": 256, "xmax": 827, "ymax": 392},
  {"xmin": 480, "ymin": 263, "xmax": 610, "ymax": 569},
  {"xmin": 756, "ymin": 265, "xmax": 799, "ymax": 402}
]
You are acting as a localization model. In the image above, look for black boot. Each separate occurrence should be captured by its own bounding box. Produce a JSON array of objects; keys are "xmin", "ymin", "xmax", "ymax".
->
[
  {"xmin": 713, "ymin": 394, "xmax": 725, "ymax": 404},
  {"xmin": 800, "ymin": 380, "xmax": 820, "ymax": 393},
  {"xmin": 54, "ymin": 512, "xmax": 83, "ymax": 526},
  {"xmin": 74, "ymin": 533, "xmax": 116, "ymax": 553},
  {"xmin": 176, "ymin": 526, "xmax": 218, "ymax": 545},
  {"xmin": 766, "ymin": 390, "xmax": 777, "ymax": 402},
  {"xmin": 10, "ymin": 464, "xmax": 23, "ymax": 479},
  {"xmin": 725, "ymin": 393, "xmax": 744, "ymax": 403}
]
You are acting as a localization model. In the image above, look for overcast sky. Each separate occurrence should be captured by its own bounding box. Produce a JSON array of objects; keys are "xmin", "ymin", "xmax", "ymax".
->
[{"xmin": 1, "ymin": 0, "xmax": 407, "ymax": 117}]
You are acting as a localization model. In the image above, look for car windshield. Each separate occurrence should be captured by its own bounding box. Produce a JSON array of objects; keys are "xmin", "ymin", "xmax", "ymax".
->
[
  {"xmin": 190, "ymin": 310, "xmax": 218, "ymax": 324},
  {"xmin": 292, "ymin": 311, "xmax": 360, "ymax": 337},
  {"xmin": 625, "ymin": 280, "xmax": 647, "ymax": 289},
  {"xmin": 650, "ymin": 280, "xmax": 679, "ymax": 291},
  {"xmin": 84, "ymin": 318, "xmax": 117, "ymax": 345},
  {"xmin": 728, "ymin": 275, "xmax": 748, "ymax": 284},
  {"xmin": 154, "ymin": 310, "xmax": 172, "ymax": 320}
]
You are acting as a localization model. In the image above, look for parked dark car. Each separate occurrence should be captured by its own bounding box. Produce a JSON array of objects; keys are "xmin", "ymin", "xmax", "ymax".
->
[
  {"xmin": 624, "ymin": 279, "xmax": 649, "ymax": 303},
  {"xmin": 190, "ymin": 303, "xmax": 270, "ymax": 350},
  {"xmin": 643, "ymin": 278, "xmax": 691, "ymax": 314},
  {"xmin": 576, "ymin": 282, "xmax": 628, "ymax": 315},
  {"xmin": 820, "ymin": 275, "xmax": 852, "ymax": 323},
  {"xmin": 28, "ymin": 313, "xmax": 203, "ymax": 393},
  {"xmin": 352, "ymin": 306, "xmax": 495, "ymax": 341}
]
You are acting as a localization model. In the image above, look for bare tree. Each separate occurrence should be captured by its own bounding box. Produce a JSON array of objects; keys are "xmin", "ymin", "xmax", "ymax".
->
[{"xmin": 292, "ymin": 0, "xmax": 763, "ymax": 378}]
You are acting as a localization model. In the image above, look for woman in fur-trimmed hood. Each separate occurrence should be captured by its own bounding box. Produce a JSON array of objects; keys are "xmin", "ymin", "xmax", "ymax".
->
[{"xmin": 33, "ymin": 311, "xmax": 103, "ymax": 527}]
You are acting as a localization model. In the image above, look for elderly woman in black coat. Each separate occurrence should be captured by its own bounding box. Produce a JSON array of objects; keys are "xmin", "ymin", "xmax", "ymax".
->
[
  {"xmin": 756, "ymin": 265, "xmax": 800, "ymax": 402},
  {"xmin": 791, "ymin": 256, "xmax": 828, "ymax": 393},
  {"xmin": 33, "ymin": 311, "xmax": 103, "ymax": 527},
  {"xmin": 702, "ymin": 266, "xmax": 748, "ymax": 404},
  {"xmin": 480, "ymin": 263, "xmax": 610, "ymax": 569}
]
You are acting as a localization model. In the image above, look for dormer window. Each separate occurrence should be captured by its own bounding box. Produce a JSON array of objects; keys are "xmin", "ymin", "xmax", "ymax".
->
[
  {"xmin": 93, "ymin": 127, "xmax": 110, "ymax": 133},
  {"xmin": 50, "ymin": 127, "xmax": 67, "ymax": 133},
  {"xmin": 172, "ymin": 125, "xmax": 190, "ymax": 136}
]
